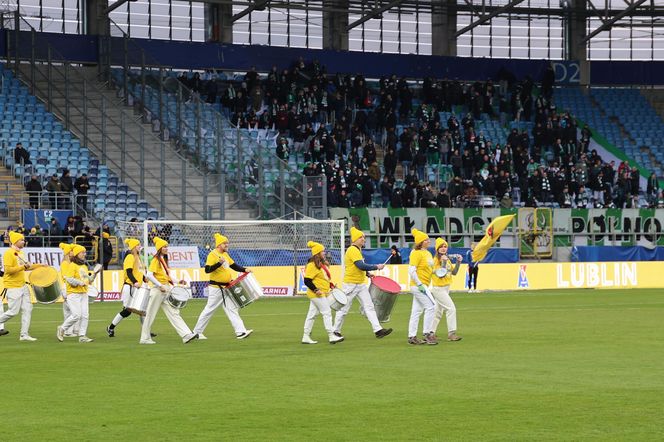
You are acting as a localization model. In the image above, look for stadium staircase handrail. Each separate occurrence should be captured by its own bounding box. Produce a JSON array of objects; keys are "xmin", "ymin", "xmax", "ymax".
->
[
  {"xmin": 99, "ymin": 22, "xmax": 322, "ymax": 219},
  {"xmin": 2, "ymin": 11, "xmax": 223, "ymax": 220}
]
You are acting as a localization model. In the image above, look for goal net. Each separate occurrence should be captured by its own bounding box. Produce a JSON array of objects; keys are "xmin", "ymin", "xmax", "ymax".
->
[{"xmin": 114, "ymin": 219, "xmax": 346, "ymax": 297}]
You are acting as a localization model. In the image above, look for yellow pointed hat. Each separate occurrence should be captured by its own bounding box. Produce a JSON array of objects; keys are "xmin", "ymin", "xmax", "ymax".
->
[
  {"xmin": 71, "ymin": 244, "xmax": 86, "ymax": 256},
  {"xmin": 153, "ymin": 236, "xmax": 168, "ymax": 251},
  {"xmin": 435, "ymin": 237, "xmax": 448, "ymax": 250},
  {"xmin": 411, "ymin": 228, "xmax": 429, "ymax": 245},
  {"xmin": 307, "ymin": 241, "xmax": 325, "ymax": 256},
  {"xmin": 59, "ymin": 242, "xmax": 73, "ymax": 255},
  {"xmin": 124, "ymin": 238, "xmax": 141, "ymax": 251},
  {"xmin": 350, "ymin": 227, "xmax": 364, "ymax": 243},
  {"xmin": 214, "ymin": 233, "xmax": 229, "ymax": 247},
  {"xmin": 9, "ymin": 231, "xmax": 24, "ymax": 244}
]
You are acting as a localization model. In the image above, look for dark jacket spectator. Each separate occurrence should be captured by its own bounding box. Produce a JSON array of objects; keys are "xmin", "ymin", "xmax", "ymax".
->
[
  {"xmin": 25, "ymin": 175, "xmax": 42, "ymax": 209},
  {"xmin": 14, "ymin": 142, "xmax": 31, "ymax": 165},
  {"xmin": 388, "ymin": 245, "xmax": 402, "ymax": 264}
]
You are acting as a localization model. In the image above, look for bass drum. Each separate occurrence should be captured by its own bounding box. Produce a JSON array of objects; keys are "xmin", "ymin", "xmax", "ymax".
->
[
  {"xmin": 368, "ymin": 276, "xmax": 401, "ymax": 323},
  {"xmin": 29, "ymin": 267, "xmax": 62, "ymax": 304},
  {"xmin": 127, "ymin": 287, "xmax": 151, "ymax": 316}
]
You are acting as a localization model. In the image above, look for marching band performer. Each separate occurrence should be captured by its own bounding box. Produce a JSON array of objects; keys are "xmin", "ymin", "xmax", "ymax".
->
[
  {"xmin": 407, "ymin": 228, "xmax": 438, "ymax": 345},
  {"xmin": 193, "ymin": 233, "xmax": 253, "ymax": 340},
  {"xmin": 301, "ymin": 241, "xmax": 344, "ymax": 345},
  {"xmin": 139, "ymin": 237, "xmax": 198, "ymax": 345},
  {"xmin": 59, "ymin": 243, "xmax": 79, "ymax": 337},
  {"xmin": 106, "ymin": 238, "xmax": 155, "ymax": 338},
  {"xmin": 0, "ymin": 231, "xmax": 45, "ymax": 341},
  {"xmin": 333, "ymin": 227, "xmax": 393, "ymax": 339},
  {"xmin": 56, "ymin": 244, "xmax": 94, "ymax": 343},
  {"xmin": 431, "ymin": 238, "xmax": 462, "ymax": 341}
]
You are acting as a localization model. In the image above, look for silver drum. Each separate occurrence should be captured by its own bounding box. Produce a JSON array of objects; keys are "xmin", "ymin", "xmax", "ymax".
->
[
  {"xmin": 127, "ymin": 286, "xmax": 151, "ymax": 316},
  {"xmin": 368, "ymin": 276, "xmax": 402, "ymax": 323},
  {"xmin": 327, "ymin": 288, "xmax": 348, "ymax": 311},
  {"xmin": 226, "ymin": 272, "xmax": 262, "ymax": 308},
  {"xmin": 166, "ymin": 286, "xmax": 191, "ymax": 309}
]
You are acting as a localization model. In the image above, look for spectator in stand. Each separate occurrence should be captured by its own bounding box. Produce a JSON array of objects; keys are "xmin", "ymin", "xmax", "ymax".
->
[
  {"xmin": 60, "ymin": 170, "xmax": 74, "ymax": 209},
  {"xmin": 64, "ymin": 216, "xmax": 77, "ymax": 240},
  {"xmin": 647, "ymin": 172, "xmax": 659, "ymax": 206},
  {"xmin": 48, "ymin": 217, "xmax": 62, "ymax": 247},
  {"xmin": 74, "ymin": 173, "xmax": 90, "ymax": 210},
  {"xmin": 276, "ymin": 137, "xmax": 290, "ymax": 161},
  {"xmin": 45, "ymin": 174, "xmax": 61, "ymax": 209},
  {"xmin": 98, "ymin": 232, "xmax": 114, "ymax": 270},
  {"xmin": 13, "ymin": 142, "xmax": 31, "ymax": 167},
  {"xmin": 26, "ymin": 227, "xmax": 42, "ymax": 247},
  {"xmin": 25, "ymin": 175, "xmax": 42, "ymax": 209}
]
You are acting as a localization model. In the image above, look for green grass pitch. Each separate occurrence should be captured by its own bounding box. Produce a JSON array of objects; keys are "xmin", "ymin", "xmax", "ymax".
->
[{"xmin": 2, "ymin": 289, "xmax": 663, "ymax": 441}]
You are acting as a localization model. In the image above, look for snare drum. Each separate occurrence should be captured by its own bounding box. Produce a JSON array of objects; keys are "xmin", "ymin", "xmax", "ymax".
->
[
  {"xmin": 434, "ymin": 267, "xmax": 448, "ymax": 278},
  {"xmin": 127, "ymin": 287, "xmax": 151, "ymax": 316},
  {"xmin": 166, "ymin": 286, "xmax": 191, "ymax": 309},
  {"xmin": 327, "ymin": 288, "xmax": 348, "ymax": 311},
  {"xmin": 226, "ymin": 272, "xmax": 262, "ymax": 309},
  {"xmin": 87, "ymin": 286, "xmax": 99, "ymax": 303},
  {"xmin": 29, "ymin": 267, "xmax": 62, "ymax": 304}
]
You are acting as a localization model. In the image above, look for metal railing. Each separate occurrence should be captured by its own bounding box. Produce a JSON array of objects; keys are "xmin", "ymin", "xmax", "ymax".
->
[
  {"xmin": 98, "ymin": 21, "xmax": 326, "ymax": 219},
  {"xmin": 2, "ymin": 11, "xmax": 225, "ymax": 220}
]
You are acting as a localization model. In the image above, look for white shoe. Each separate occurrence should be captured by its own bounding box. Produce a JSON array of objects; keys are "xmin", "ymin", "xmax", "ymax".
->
[
  {"xmin": 236, "ymin": 329, "xmax": 253, "ymax": 340},
  {"xmin": 301, "ymin": 335, "xmax": 318, "ymax": 344},
  {"xmin": 329, "ymin": 334, "xmax": 344, "ymax": 344},
  {"xmin": 183, "ymin": 333, "xmax": 199, "ymax": 344},
  {"xmin": 20, "ymin": 335, "xmax": 37, "ymax": 342},
  {"xmin": 140, "ymin": 339, "xmax": 156, "ymax": 345},
  {"xmin": 79, "ymin": 336, "xmax": 94, "ymax": 343},
  {"xmin": 56, "ymin": 326, "xmax": 64, "ymax": 342},
  {"xmin": 197, "ymin": 334, "xmax": 207, "ymax": 340}
]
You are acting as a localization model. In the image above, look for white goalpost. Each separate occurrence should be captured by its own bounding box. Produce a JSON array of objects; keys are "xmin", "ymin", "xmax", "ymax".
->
[{"xmin": 114, "ymin": 219, "xmax": 346, "ymax": 298}]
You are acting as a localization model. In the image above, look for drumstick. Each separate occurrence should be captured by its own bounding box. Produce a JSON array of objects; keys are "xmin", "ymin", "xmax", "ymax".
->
[
  {"xmin": 15, "ymin": 252, "xmax": 31, "ymax": 267},
  {"xmin": 381, "ymin": 255, "xmax": 391, "ymax": 265}
]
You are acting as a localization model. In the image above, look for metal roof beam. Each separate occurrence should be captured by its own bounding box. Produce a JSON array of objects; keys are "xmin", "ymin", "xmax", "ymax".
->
[
  {"xmin": 346, "ymin": 0, "xmax": 405, "ymax": 30},
  {"xmin": 454, "ymin": 0, "xmax": 527, "ymax": 37},
  {"xmin": 581, "ymin": 0, "xmax": 649, "ymax": 43},
  {"xmin": 232, "ymin": 0, "xmax": 271, "ymax": 22}
]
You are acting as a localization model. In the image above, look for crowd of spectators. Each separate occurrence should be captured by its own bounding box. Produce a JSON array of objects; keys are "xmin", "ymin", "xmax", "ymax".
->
[{"xmin": 179, "ymin": 60, "xmax": 661, "ymax": 210}]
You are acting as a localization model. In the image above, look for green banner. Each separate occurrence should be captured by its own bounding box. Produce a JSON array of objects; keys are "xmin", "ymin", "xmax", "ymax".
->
[{"xmin": 329, "ymin": 208, "xmax": 664, "ymax": 247}]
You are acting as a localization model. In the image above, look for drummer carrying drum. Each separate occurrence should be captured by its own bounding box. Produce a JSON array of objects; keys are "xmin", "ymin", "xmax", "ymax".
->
[
  {"xmin": 106, "ymin": 238, "xmax": 156, "ymax": 338},
  {"xmin": 0, "ymin": 231, "xmax": 45, "ymax": 341},
  {"xmin": 59, "ymin": 242, "xmax": 79, "ymax": 338},
  {"xmin": 139, "ymin": 237, "xmax": 198, "ymax": 345},
  {"xmin": 332, "ymin": 227, "xmax": 393, "ymax": 340},
  {"xmin": 193, "ymin": 233, "xmax": 253, "ymax": 340},
  {"xmin": 56, "ymin": 244, "xmax": 95, "ymax": 343},
  {"xmin": 431, "ymin": 238, "xmax": 463, "ymax": 342},
  {"xmin": 301, "ymin": 241, "xmax": 344, "ymax": 345},
  {"xmin": 407, "ymin": 228, "xmax": 438, "ymax": 345}
]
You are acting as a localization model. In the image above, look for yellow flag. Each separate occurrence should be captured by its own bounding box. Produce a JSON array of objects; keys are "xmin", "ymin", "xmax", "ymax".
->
[{"xmin": 471, "ymin": 214, "xmax": 516, "ymax": 263}]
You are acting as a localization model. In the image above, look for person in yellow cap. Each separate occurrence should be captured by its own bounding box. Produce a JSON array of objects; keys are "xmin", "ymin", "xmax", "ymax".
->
[
  {"xmin": 333, "ymin": 226, "xmax": 393, "ymax": 339},
  {"xmin": 301, "ymin": 241, "xmax": 344, "ymax": 345},
  {"xmin": 56, "ymin": 244, "xmax": 95, "ymax": 343},
  {"xmin": 106, "ymin": 238, "xmax": 155, "ymax": 338},
  {"xmin": 192, "ymin": 233, "xmax": 253, "ymax": 340},
  {"xmin": 407, "ymin": 228, "xmax": 438, "ymax": 345},
  {"xmin": 0, "ymin": 231, "xmax": 45, "ymax": 341},
  {"xmin": 139, "ymin": 237, "xmax": 198, "ymax": 344},
  {"xmin": 431, "ymin": 238, "xmax": 463, "ymax": 342},
  {"xmin": 59, "ymin": 242, "xmax": 79, "ymax": 338}
]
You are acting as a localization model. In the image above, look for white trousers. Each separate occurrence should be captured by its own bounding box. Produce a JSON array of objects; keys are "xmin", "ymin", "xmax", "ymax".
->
[
  {"xmin": 0, "ymin": 286, "xmax": 32, "ymax": 336},
  {"xmin": 0, "ymin": 299, "xmax": 4, "ymax": 331},
  {"xmin": 60, "ymin": 294, "xmax": 89, "ymax": 337},
  {"xmin": 430, "ymin": 286, "xmax": 457, "ymax": 334},
  {"xmin": 140, "ymin": 287, "xmax": 193, "ymax": 342},
  {"xmin": 333, "ymin": 283, "xmax": 382, "ymax": 333},
  {"xmin": 408, "ymin": 286, "xmax": 436, "ymax": 337},
  {"xmin": 193, "ymin": 286, "xmax": 247, "ymax": 336},
  {"xmin": 304, "ymin": 297, "xmax": 334, "ymax": 336}
]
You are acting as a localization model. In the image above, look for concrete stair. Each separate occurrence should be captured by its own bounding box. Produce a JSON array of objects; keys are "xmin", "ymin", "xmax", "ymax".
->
[
  {"xmin": 16, "ymin": 63, "xmax": 255, "ymax": 221},
  {"xmin": 0, "ymin": 166, "xmax": 28, "ymax": 221}
]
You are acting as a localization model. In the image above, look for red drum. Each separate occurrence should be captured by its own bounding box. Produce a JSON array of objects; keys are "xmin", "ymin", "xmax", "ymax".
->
[{"xmin": 368, "ymin": 276, "xmax": 401, "ymax": 322}]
